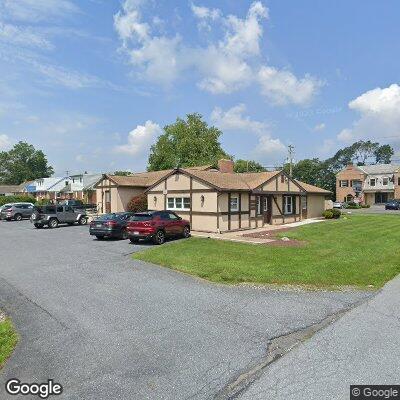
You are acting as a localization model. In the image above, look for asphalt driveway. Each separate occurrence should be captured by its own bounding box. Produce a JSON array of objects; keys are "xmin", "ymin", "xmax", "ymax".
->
[{"xmin": 0, "ymin": 220, "xmax": 372, "ymax": 399}]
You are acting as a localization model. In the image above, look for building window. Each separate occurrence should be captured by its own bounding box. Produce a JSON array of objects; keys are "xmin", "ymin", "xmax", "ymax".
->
[
  {"xmin": 382, "ymin": 177, "xmax": 389, "ymax": 186},
  {"xmin": 370, "ymin": 178, "xmax": 376, "ymax": 187},
  {"xmin": 339, "ymin": 180, "xmax": 349, "ymax": 187},
  {"xmin": 230, "ymin": 196, "xmax": 239, "ymax": 212},
  {"xmin": 257, "ymin": 197, "xmax": 261, "ymax": 215},
  {"xmin": 283, "ymin": 196, "xmax": 293, "ymax": 215},
  {"xmin": 167, "ymin": 197, "xmax": 190, "ymax": 210},
  {"xmin": 351, "ymin": 180, "xmax": 362, "ymax": 191},
  {"xmin": 301, "ymin": 196, "xmax": 307, "ymax": 210}
]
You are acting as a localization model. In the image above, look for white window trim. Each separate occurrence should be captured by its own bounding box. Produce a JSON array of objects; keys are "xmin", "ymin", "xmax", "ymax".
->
[
  {"xmin": 339, "ymin": 180, "xmax": 349, "ymax": 187},
  {"xmin": 382, "ymin": 177, "xmax": 389, "ymax": 186},
  {"xmin": 284, "ymin": 195, "xmax": 293, "ymax": 215},
  {"xmin": 230, "ymin": 196, "xmax": 239, "ymax": 212},
  {"xmin": 166, "ymin": 197, "xmax": 190, "ymax": 210},
  {"xmin": 257, "ymin": 197, "xmax": 261, "ymax": 215},
  {"xmin": 370, "ymin": 178, "xmax": 376, "ymax": 186}
]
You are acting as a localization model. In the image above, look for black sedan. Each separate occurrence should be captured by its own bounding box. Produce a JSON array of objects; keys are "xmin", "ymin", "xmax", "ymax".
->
[
  {"xmin": 385, "ymin": 200, "xmax": 400, "ymax": 210},
  {"xmin": 89, "ymin": 212, "xmax": 134, "ymax": 240}
]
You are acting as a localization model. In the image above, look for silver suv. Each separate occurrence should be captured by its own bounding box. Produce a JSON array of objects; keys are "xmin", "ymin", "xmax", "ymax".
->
[
  {"xmin": 31, "ymin": 205, "xmax": 88, "ymax": 229},
  {"xmin": 0, "ymin": 203, "xmax": 35, "ymax": 221}
]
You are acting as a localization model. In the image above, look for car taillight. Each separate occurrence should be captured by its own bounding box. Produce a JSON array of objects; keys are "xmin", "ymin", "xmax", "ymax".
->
[{"xmin": 106, "ymin": 221, "xmax": 118, "ymax": 227}]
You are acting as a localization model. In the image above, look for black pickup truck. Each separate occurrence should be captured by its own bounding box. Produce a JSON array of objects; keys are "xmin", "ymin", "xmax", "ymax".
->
[{"xmin": 58, "ymin": 199, "xmax": 97, "ymax": 211}]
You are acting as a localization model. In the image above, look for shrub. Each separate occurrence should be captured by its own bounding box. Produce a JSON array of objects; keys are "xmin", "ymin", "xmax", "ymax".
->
[
  {"xmin": 361, "ymin": 204, "xmax": 371, "ymax": 208},
  {"xmin": 331, "ymin": 208, "xmax": 341, "ymax": 219},
  {"xmin": 127, "ymin": 194, "xmax": 148, "ymax": 212},
  {"xmin": 0, "ymin": 195, "xmax": 36, "ymax": 207},
  {"xmin": 322, "ymin": 210, "xmax": 334, "ymax": 219},
  {"xmin": 35, "ymin": 198, "xmax": 51, "ymax": 206}
]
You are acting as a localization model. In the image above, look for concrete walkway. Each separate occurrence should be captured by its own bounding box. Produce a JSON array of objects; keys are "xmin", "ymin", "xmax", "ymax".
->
[
  {"xmin": 191, "ymin": 218, "xmax": 325, "ymax": 244},
  {"xmin": 239, "ymin": 274, "xmax": 400, "ymax": 400}
]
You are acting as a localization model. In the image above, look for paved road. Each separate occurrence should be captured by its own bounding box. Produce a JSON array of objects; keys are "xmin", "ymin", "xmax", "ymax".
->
[
  {"xmin": 239, "ymin": 275, "xmax": 400, "ymax": 400},
  {"xmin": 0, "ymin": 221, "xmax": 372, "ymax": 399}
]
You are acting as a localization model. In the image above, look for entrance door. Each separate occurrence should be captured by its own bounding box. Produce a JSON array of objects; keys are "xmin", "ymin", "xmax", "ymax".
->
[
  {"xmin": 375, "ymin": 192, "xmax": 388, "ymax": 204},
  {"xmin": 105, "ymin": 190, "xmax": 111, "ymax": 213},
  {"xmin": 301, "ymin": 196, "xmax": 308, "ymax": 219},
  {"xmin": 262, "ymin": 196, "xmax": 272, "ymax": 224}
]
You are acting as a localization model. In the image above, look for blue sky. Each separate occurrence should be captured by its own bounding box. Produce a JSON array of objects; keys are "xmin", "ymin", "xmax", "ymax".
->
[{"xmin": 0, "ymin": 0, "xmax": 399, "ymax": 175}]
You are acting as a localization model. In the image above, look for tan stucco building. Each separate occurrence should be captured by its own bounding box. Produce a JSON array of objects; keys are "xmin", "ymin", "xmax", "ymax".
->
[
  {"xmin": 146, "ymin": 161, "xmax": 331, "ymax": 233},
  {"xmin": 95, "ymin": 161, "xmax": 330, "ymax": 233}
]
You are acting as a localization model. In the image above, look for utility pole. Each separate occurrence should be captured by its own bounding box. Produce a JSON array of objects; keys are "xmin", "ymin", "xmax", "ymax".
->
[{"xmin": 288, "ymin": 145, "xmax": 294, "ymax": 177}]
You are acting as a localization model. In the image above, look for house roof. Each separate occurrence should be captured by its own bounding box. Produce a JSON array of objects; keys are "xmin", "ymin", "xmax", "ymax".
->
[
  {"xmin": 181, "ymin": 169, "xmax": 281, "ymax": 190},
  {"xmin": 358, "ymin": 164, "xmax": 400, "ymax": 174},
  {"xmin": 104, "ymin": 165, "xmax": 213, "ymax": 188},
  {"xmin": 0, "ymin": 185, "xmax": 20, "ymax": 195},
  {"xmin": 295, "ymin": 180, "xmax": 332, "ymax": 194}
]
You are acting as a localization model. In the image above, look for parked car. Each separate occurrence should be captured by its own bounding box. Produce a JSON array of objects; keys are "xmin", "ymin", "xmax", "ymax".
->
[
  {"xmin": 89, "ymin": 212, "xmax": 134, "ymax": 240},
  {"xmin": 0, "ymin": 203, "xmax": 35, "ymax": 221},
  {"xmin": 385, "ymin": 200, "xmax": 400, "ymax": 210},
  {"xmin": 126, "ymin": 210, "xmax": 190, "ymax": 245},
  {"xmin": 58, "ymin": 199, "xmax": 97, "ymax": 212},
  {"xmin": 332, "ymin": 202, "xmax": 344, "ymax": 209},
  {"xmin": 30, "ymin": 205, "xmax": 88, "ymax": 228}
]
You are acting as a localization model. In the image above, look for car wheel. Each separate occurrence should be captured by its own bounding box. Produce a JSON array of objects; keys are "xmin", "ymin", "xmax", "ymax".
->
[
  {"xmin": 48, "ymin": 218, "xmax": 59, "ymax": 229},
  {"xmin": 96, "ymin": 236, "xmax": 104, "ymax": 240},
  {"xmin": 153, "ymin": 230, "xmax": 165, "ymax": 245},
  {"xmin": 79, "ymin": 217, "xmax": 87, "ymax": 225},
  {"xmin": 182, "ymin": 226, "xmax": 190, "ymax": 238},
  {"xmin": 34, "ymin": 223, "xmax": 43, "ymax": 229},
  {"xmin": 14, "ymin": 214, "xmax": 22, "ymax": 221},
  {"xmin": 129, "ymin": 238, "xmax": 139, "ymax": 244},
  {"xmin": 121, "ymin": 229, "xmax": 128, "ymax": 240}
]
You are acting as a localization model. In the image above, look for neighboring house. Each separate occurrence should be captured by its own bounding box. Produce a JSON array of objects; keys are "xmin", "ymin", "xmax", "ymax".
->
[
  {"xmin": 0, "ymin": 185, "xmax": 21, "ymax": 196},
  {"xmin": 146, "ymin": 160, "xmax": 331, "ymax": 233},
  {"xmin": 34, "ymin": 177, "xmax": 67, "ymax": 200},
  {"xmin": 336, "ymin": 164, "xmax": 400, "ymax": 205}
]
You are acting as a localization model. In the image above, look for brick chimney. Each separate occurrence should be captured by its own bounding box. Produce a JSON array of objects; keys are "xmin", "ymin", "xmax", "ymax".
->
[{"xmin": 218, "ymin": 159, "xmax": 234, "ymax": 173}]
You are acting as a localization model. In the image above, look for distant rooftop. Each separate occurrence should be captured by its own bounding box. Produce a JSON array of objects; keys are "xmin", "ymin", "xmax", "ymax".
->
[{"xmin": 358, "ymin": 164, "xmax": 400, "ymax": 174}]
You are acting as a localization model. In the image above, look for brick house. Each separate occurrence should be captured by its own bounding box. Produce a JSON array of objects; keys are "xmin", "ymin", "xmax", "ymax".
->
[{"xmin": 336, "ymin": 164, "xmax": 400, "ymax": 205}]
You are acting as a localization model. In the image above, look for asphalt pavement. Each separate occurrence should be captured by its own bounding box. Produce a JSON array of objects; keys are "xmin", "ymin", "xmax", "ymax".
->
[{"xmin": 0, "ymin": 220, "xmax": 373, "ymax": 399}]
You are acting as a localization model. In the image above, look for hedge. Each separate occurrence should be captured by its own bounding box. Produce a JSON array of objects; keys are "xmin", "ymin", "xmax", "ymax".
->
[{"xmin": 0, "ymin": 195, "xmax": 36, "ymax": 207}]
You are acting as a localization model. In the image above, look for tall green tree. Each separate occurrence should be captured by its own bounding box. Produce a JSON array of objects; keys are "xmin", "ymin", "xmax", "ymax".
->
[
  {"xmin": 0, "ymin": 141, "xmax": 54, "ymax": 184},
  {"xmin": 147, "ymin": 113, "xmax": 229, "ymax": 171},
  {"xmin": 374, "ymin": 144, "xmax": 394, "ymax": 164},
  {"xmin": 234, "ymin": 159, "xmax": 266, "ymax": 173}
]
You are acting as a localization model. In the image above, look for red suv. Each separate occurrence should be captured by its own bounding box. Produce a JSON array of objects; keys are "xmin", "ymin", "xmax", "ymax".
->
[{"xmin": 126, "ymin": 211, "xmax": 190, "ymax": 245}]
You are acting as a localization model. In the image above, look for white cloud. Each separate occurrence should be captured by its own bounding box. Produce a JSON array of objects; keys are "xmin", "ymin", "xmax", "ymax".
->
[
  {"xmin": 258, "ymin": 66, "xmax": 323, "ymax": 105},
  {"xmin": 114, "ymin": 120, "xmax": 162, "ymax": 155},
  {"xmin": 256, "ymin": 135, "xmax": 286, "ymax": 155},
  {"xmin": 0, "ymin": 0, "xmax": 79, "ymax": 22},
  {"xmin": 313, "ymin": 122, "xmax": 326, "ymax": 132},
  {"xmin": 114, "ymin": 1, "xmax": 321, "ymax": 103},
  {"xmin": 0, "ymin": 133, "xmax": 11, "ymax": 150},
  {"xmin": 338, "ymin": 84, "xmax": 400, "ymax": 143},
  {"xmin": 211, "ymin": 104, "xmax": 286, "ymax": 160},
  {"xmin": 0, "ymin": 22, "xmax": 53, "ymax": 49},
  {"xmin": 211, "ymin": 104, "xmax": 268, "ymax": 134}
]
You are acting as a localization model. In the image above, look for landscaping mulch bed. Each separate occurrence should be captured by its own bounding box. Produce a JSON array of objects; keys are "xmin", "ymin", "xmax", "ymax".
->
[{"xmin": 242, "ymin": 227, "xmax": 307, "ymax": 247}]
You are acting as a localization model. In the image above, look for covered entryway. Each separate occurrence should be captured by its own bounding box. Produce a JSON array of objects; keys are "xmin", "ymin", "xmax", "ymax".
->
[{"xmin": 375, "ymin": 192, "xmax": 388, "ymax": 204}]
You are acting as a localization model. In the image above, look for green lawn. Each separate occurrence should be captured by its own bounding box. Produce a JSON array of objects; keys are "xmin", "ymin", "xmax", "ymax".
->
[
  {"xmin": 0, "ymin": 317, "xmax": 18, "ymax": 369},
  {"xmin": 133, "ymin": 215, "xmax": 400, "ymax": 288}
]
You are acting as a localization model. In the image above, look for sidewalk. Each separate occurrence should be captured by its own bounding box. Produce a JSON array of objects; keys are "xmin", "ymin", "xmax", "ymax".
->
[
  {"xmin": 191, "ymin": 218, "xmax": 325, "ymax": 245},
  {"xmin": 239, "ymin": 274, "xmax": 400, "ymax": 399}
]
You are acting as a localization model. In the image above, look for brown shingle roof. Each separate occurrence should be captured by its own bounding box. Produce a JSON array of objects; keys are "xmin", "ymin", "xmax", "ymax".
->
[
  {"xmin": 295, "ymin": 180, "xmax": 331, "ymax": 194},
  {"xmin": 181, "ymin": 169, "xmax": 281, "ymax": 190},
  {"xmin": 0, "ymin": 185, "xmax": 20, "ymax": 194}
]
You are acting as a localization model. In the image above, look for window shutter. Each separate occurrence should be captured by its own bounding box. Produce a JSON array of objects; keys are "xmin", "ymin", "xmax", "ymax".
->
[{"xmin": 292, "ymin": 196, "xmax": 296, "ymax": 214}]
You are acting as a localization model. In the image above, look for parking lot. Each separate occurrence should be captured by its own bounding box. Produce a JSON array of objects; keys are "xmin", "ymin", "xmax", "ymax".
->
[{"xmin": 0, "ymin": 220, "xmax": 373, "ymax": 399}]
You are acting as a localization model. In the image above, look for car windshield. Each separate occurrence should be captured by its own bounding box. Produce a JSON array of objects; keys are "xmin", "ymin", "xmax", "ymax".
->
[
  {"xmin": 130, "ymin": 213, "xmax": 153, "ymax": 221},
  {"xmin": 96, "ymin": 213, "xmax": 121, "ymax": 221},
  {"xmin": 35, "ymin": 206, "xmax": 56, "ymax": 213}
]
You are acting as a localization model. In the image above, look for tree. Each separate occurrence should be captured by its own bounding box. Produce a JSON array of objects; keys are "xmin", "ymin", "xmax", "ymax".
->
[
  {"xmin": 284, "ymin": 158, "xmax": 336, "ymax": 194},
  {"xmin": 147, "ymin": 113, "xmax": 230, "ymax": 171},
  {"xmin": 0, "ymin": 142, "xmax": 54, "ymax": 185},
  {"xmin": 114, "ymin": 171, "xmax": 132, "ymax": 176},
  {"xmin": 234, "ymin": 159, "xmax": 266, "ymax": 173},
  {"xmin": 374, "ymin": 144, "xmax": 394, "ymax": 164}
]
